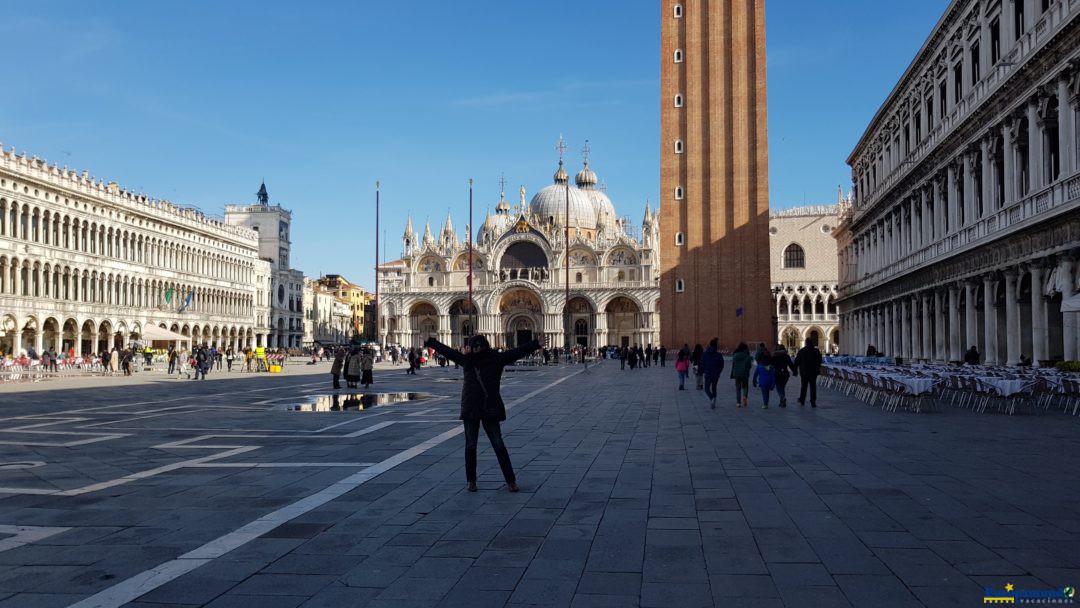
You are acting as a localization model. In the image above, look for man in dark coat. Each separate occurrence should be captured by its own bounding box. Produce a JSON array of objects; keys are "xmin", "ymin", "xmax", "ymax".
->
[
  {"xmin": 793, "ymin": 337, "xmax": 823, "ymax": 408},
  {"xmin": 658, "ymin": 345, "xmax": 667, "ymax": 367},
  {"xmin": 425, "ymin": 335, "xmax": 541, "ymax": 493},
  {"xmin": 699, "ymin": 338, "xmax": 725, "ymax": 408}
]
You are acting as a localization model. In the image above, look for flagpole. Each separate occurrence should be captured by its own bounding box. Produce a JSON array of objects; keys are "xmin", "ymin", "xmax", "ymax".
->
[
  {"xmin": 468, "ymin": 178, "xmax": 474, "ymax": 343},
  {"xmin": 374, "ymin": 181, "xmax": 380, "ymax": 346},
  {"xmin": 565, "ymin": 163, "xmax": 570, "ymax": 365}
]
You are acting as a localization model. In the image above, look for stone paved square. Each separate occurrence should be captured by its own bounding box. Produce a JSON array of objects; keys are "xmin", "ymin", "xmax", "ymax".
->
[{"xmin": 0, "ymin": 361, "xmax": 1077, "ymax": 607}]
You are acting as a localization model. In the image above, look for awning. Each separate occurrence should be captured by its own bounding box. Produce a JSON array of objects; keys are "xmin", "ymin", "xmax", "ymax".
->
[
  {"xmin": 1062, "ymin": 292, "xmax": 1080, "ymax": 313},
  {"xmin": 140, "ymin": 324, "xmax": 192, "ymax": 343}
]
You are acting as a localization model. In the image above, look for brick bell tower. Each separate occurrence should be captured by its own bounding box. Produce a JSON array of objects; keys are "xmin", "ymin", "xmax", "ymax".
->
[{"xmin": 659, "ymin": 0, "xmax": 774, "ymax": 350}]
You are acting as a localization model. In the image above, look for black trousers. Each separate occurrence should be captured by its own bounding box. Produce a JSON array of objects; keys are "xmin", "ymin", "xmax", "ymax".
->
[
  {"xmin": 463, "ymin": 418, "xmax": 515, "ymax": 484},
  {"xmin": 799, "ymin": 374, "xmax": 818, "ymax": 405},
  {"xmin": 332, "ymin": 373, "xmax": 341, "ymax": 389}
]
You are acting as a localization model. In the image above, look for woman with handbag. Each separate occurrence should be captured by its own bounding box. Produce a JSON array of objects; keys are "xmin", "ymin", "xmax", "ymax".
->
[{"xmin": 424, "ymin": 335, "xmax": 541, "ymax": 493}]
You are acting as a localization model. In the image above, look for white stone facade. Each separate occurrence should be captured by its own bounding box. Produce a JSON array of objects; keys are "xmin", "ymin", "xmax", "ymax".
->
[
  {"xmin": 0, "ymin": 147, "xmax": 267, "ymax": 356},
  {"xmin": 770, "ymin": 204, "xmax": 841, "ymax": 353},
  {"xmin": 836, "ymin": 0, "xmax": 1080, "ymax": 364},
  {"xmin": 303, "ymin": 278, "xmax": 351, "ymax": 346},
  {"xmin": 224, "ymin": 185, "xmax": 305, "ymax": 349},
  {"xmin": 378, "ymin": 157, "xmax": 661, "ymax": 350}
]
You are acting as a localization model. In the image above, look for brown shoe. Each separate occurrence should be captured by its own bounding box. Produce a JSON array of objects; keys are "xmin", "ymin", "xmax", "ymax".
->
[
  {"xmin": 507, "ymin": 482, "xmax": 519, "ymax": 493},
  {"xmin": 467, "ymin": 482, "xmax": 477, "ymax": 492}
]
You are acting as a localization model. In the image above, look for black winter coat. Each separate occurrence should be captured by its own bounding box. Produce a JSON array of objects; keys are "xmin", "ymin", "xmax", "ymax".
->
[
  {"xmin": 793, "ymin": 345, "xmax": 822, "ymax": 377},
  {"xmin": 425, "ymin": 338, "xmax": 540, "ymax": 421}
]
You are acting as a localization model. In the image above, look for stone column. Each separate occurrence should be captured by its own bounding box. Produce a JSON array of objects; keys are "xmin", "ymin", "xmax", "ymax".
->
[
  {"xmin": 1058, "ymin": 73, "xmax": 1075, "ymax": 175},
  {"xmin": 894, "ymin": 301, "xmax": 904, "ymax": 357},
  {"xmin": 983, "ymin": 275, "xmax": 999, "ymax": 365},
  {"xmin": 949, "ymin": 284, "xmax": 962, "ymax": 362},
  {"xmin": 884, "ymin": 303, "xmax": 894, "ymax": 358},
  {"xmin": 901, "ymin": 299, "xmax": 911, "ymax": 359},
  {"xmin": 1002, "ymin": 0, "xmax": 1015, "ymax": 55},
  {"xmin": 33, "ymin": 325, "xmax": 43, "ymax": 358},
  {"xmin": 1029, "ymin": 264, "xmax": 1046, "ymax": 366},
  {"xmin": 947, "ymin": 162, "xmax": 958, "ymax": 233},
  {"xmin": 870, "ymin": 308, "xmax": 879, "ymax": 353},
  {"xmin": 980, "ymin": 136, "xmax": 992, "ymax": 218},
  {"xmin": 911, "ymin": 296, "xmax": 922, "ymax": 360},
  {"xmin": 1027, "ymin": 98, "xmax": 1042, "ymax": 192},
  {"xmin": 965, "ymin": 280, "xmax": 980, "ymax": 357},
  {"xmin": 963, "ymin": 152, "xmax": 976, "ymax": 227},
  {"xmin": 921, "ymin": 292, "xmax": 932, "ymax": 362},
  {"xmin": 1003, "ymin": 118, "xmax": 1016, "ymax": 206},
  {"xmin": 1059, "ymin": 256, "xmax": 1078, "ymax": 361},
  {"xmin": 934, "ymin": 176, "xmax": 945, "ymax": 239},
  {"xmin": 920, "ymin": 187, "xmax": 930, "ymax": 248},
  {"xmin": 935, "ymin": 290, "xmax": 946, "ymax": 361}
]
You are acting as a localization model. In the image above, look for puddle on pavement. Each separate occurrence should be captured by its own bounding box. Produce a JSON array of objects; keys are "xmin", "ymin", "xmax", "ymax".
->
[{"xmin": 282, "ymin": 392, "xmax": 432, "ymax": 412}]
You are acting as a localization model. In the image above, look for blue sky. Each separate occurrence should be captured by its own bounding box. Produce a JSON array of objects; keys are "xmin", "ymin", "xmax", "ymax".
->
[{"xmin": 1, "ymin": 0, "xmax": 946, "ymax": 289}]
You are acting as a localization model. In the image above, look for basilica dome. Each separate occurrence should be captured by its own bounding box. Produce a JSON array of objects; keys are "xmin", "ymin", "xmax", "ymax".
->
[
  {"xmin": 588, "ymin": 190, "xmax": 620, "ymax": 235},
  {"xmin": 529, "ymin": 159, "xmax": 597, "ymax": 229}
]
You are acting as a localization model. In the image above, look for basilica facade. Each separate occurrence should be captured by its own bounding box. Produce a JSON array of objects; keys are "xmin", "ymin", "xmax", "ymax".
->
[{"xmin": 377, "ymin": 155, "xmax": 661, "ymax": 350}]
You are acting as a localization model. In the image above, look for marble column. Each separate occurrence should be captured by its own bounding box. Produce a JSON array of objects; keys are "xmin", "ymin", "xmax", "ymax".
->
[
  {"xmin": 1029, "ymin": 264, "xmax": 1046, "ymax": 366},
  {"xmin": 983, "ymin": 275, "xmax": 999, "ymax": 365},
  {"xmin": 934, "ymin": 290, "xmax": 946, "ymax": 361},
  {"xmin": 1059, "ymin": 257, "xmax": 1077, "ymax": 361},
  {"xmin": 934, "ymin": 176, "xmax": 945, "ymax": 239},
  {"xmin": 949, "ymin": 285, "xmax": 962, "ymax": 361},
  {"xmin": 965, "ymin": 280, "xmax": 980, "ymax": 356},
  {"xmin": 963, "ymin": 152, "xmax": 976, "ymax": 227},
  {"xmin": 980, "ymin": 136, "xmax": 992, "ymax": 218},
  {"xmin": 920, "ymin": 187, "xmax": 930, "ymax": 247},
  {"xmin": 1002, "ymin": 0, "xmax": 1015, "ymax": 55},
  {"xmin": 901, "ymin": 299, "xmax": 911, "ymax": 359},
  {"xmin": 947, "ymin": 163, "xmax": 958, "ymax": 233},
  {"xmin": 885, "ymin": 304, "xmax": 894, "ymax": 358},
  {"xmin": 1003, "ymin": 118, "xmax": 1016, "ymax": 206},
  {"xmin": 921, "ymin": 292, "xmax": 932, "ymax": 362},
  {"xmin": 1058, "ymin": 73, "xmax": 1075, "ymax": 175},
  {"xmin": 1027, "ymin": 98, "xmax": 1043, "ymax": 193},
  {"xmin": 911, "ymin": 296, "xmax": 922, "ymax": 360}
]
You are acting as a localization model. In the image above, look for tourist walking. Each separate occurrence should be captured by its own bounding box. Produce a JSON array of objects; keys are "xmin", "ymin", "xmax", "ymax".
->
[
  {"xmin": 691, "ymin": 344, "xmax": 704, "ymax": 389},
  {"xmin": 619, "ymin": 346, "xmax": 627, "ymax": 370},
  {"xmin": 360, "ymin": 349, "xmax": 374, "ymax": 388},
  {"xmin": 700, "ymin": 338, "xmax": 724, "ymax": 408},
  {"xmin": 659, "ymin": 345, "xmax": 667, "ymax": 367},
  {"xmin": 644, "ymin": 344, "xmax": 653, "ymax": 367},
  {"xmin": 225, "ymin": 347, "xmax": 235, "ymax": 372},
  {"xmin": 730, "ymin": 342, "xmax": 752, "ymax": 408},
  {"xmin": 331, "ymin": 348, "xmax": 345, "ymax": 389},
  {"xmin": 675, "ymin": 350, "xmax": 690, "ymax": 390},
  {"xmin": 344, "ymin": 347, "xmax": 362, "ymax": 388},
  {"xmin": 770, "ymin": 343, "xmax": 797, "ymax": 408},
  {"xmin": 407, "ymin": 348, "xmax": 418, "ymax": 375},
  {"xmin": 794, "ymin": 337, "xmax": 822, "ymax": 408},
  {"xmin": 424, "ymin": 335, "xmax": 541, "ymax": 492}
]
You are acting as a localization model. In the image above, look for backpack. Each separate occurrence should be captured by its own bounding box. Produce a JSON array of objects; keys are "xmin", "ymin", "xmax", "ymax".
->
[{"xmin": 756, "ymin": 364, "xmax": 776, "ymax": 390}]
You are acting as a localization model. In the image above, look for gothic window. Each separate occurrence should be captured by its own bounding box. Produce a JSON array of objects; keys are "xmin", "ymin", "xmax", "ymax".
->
[
  {"xmin": 783, "ymin": 243, "xmax": 805, "ymax": 269},
  {"xmin": 575, "ymin": 272, "xmax": 583, "ymax": 283},
  {"xmin": 574, "ymin": 319, "xmax": 588, "ymax": 336},
  {"xmin": 427, "ymin": 277, "xmax": 435, "ymax": 287},
  {"xmin": 674, "ymin": 49, "xmax": 683, "ymax": 63}
]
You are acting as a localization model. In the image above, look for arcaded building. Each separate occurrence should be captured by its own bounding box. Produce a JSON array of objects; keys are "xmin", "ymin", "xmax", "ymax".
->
[
  {"xmin": 835, "ymin": 0, "xmax": 1079, "ymax": 364},
  {"xmin": 771, "ymin": 204, "xmax": 841, "ymax": 354},
  {"xmin": 659, "ymin": 0, "xmax": 774, "ymax": 350},
  {"xmin": 377, "ymin": 154, "xmax": 660, "ymax": 350}
]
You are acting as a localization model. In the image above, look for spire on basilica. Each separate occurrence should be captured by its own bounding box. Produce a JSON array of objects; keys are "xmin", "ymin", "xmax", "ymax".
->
[
  {"xmin": 423, "ymin": 220, "xmax": 434, "ymax": 245},
  {"xmin": 575, "ymin": 140, "xmax": 597, "ymax": 190},
  {"xmin": 553, "ymin": 134, "xmax": 568, "ymax": 184},
  {"xmin": 496, "ymin": 173, "xmax": 511, "ymax": 214},
  {"xmin": 404, "ymin": 215, "xmax": 415, "ymax": 239}
]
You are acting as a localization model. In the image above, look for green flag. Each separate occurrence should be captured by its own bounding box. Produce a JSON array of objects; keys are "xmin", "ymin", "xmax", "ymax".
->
[{"xmin": 165, "ymin": 288, "xmax": 173, "ymax": 304}]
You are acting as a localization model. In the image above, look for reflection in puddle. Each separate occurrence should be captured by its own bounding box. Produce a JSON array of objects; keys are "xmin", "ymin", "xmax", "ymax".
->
[{"xmin": 286, "ymin": 392, "xmax": 431, "ymax": 412}]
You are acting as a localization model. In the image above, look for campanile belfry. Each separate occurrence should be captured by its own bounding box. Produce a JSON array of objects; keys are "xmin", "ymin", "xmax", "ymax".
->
[{"xmin": 659, "ymin": 0, "xmax": 773, "ymax": 349}]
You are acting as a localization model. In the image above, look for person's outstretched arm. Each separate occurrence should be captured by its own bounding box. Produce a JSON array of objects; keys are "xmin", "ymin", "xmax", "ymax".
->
[
  {"xmin": 423, "ymin": 338, "xmax": 465, "ymax": 366},
  {"xmin": 499, "ymin": 339, "xmax": 541, "ymax": 366}
]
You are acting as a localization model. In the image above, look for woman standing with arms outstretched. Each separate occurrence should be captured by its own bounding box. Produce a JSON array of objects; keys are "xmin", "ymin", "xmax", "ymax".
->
[{"xmin": 424, "ymin": 335, "xmax": 541, "ymax": 492}]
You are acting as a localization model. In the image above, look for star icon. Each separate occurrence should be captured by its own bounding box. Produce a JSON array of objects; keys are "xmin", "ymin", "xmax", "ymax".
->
[{"xmin": 1004, "ymin": 583, "xmax": 1015, "ymax": 592}]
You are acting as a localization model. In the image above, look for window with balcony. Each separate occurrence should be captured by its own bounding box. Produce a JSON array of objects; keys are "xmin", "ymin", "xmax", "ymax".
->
[
  {"xmin": 990, "ymin": 18, "xmax": 1001, "ymax": 64},
  {"xmin": 970, "ymin": 41, "xmax": 981, "ymax": 85},
  {"xmin": 783, "ymin": 243, "xmax": 805, "ymax": 269}
]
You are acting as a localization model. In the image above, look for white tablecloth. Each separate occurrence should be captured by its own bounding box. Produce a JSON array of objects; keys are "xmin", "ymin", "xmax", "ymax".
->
[
  {"xmin": 891, "ymin": 376, "xmax": 936, "ymax": 395},
  {"xmin": 978, "ymin": 377, "xmax": 1033, "ymax": 396}
]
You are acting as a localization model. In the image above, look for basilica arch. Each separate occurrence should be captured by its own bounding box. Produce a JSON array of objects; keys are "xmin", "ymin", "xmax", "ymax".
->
[
  {"xmin": 606, "ymin": 296, "xmax": 640, "ymax": 348},
  {"xmin": 498, "ymin": 288, "xmax": 543, "ymax": 348},
  {"xmin": 409, "ymin": 301, "xmax": 439, "ymax": 348}
]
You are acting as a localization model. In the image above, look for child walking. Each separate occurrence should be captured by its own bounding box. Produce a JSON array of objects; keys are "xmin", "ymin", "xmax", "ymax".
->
[{"xmin": 753, "ymin": 359, "xmax": 776, "ymax": 409}]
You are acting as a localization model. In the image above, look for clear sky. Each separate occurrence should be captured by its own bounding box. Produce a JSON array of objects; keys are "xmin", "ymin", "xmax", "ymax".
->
[{"xmin": 1, "ymin": 0, "xmax": 947, "ymax": 289}]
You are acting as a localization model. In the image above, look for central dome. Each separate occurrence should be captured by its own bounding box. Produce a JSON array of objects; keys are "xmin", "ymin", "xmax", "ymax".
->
[{"xmin": 530, "ymin": 183, "xmax": 596, "ymax": 229}]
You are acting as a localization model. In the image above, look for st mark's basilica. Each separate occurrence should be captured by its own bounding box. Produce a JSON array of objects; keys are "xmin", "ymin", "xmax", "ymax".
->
[{"xmin": 377, "ymin": 150, "xmax": 660, "ymax": 350}]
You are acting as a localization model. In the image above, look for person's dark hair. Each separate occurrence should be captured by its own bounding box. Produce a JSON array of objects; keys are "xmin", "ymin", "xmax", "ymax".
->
[
  {"xmin": 676, "ymin": 350, "xmax": 689, "ymax": 361},
  {"xmin": 708, "ymin": 338, "xmax": 719, "ymax": 349},
  {"xmin": 468, "ymin": 335, "xmax": 490, "ymax": 351},
  {"xmin": 736, "ymin": 342, "xmax": 748, "ymax": 353}
]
